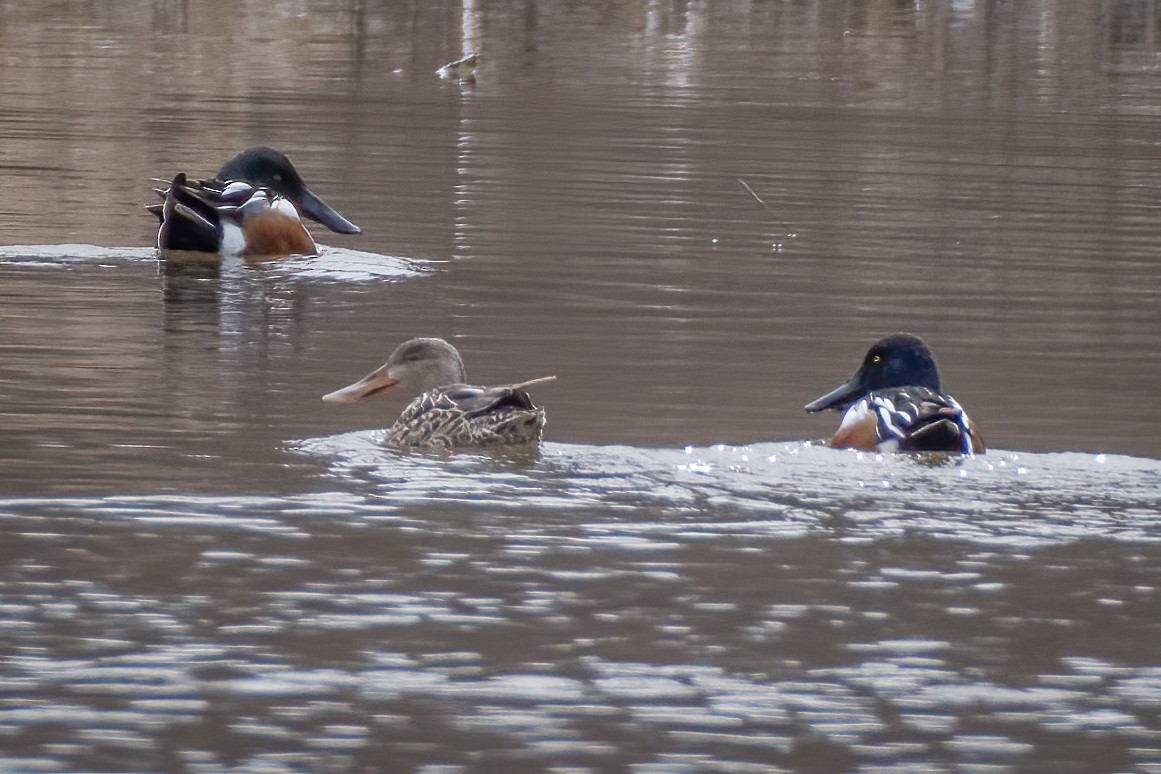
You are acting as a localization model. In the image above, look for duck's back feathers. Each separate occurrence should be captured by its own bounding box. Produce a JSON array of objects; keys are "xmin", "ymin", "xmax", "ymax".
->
[
  {"xmin": 388, "ymin": 382, "xmax": 547, "ymax": 448},
  {"xmin": 156, "ymin": 175, "xmax": 316, "ymax": 256},
  {"xmin": 832, "ymin": 386, "xmax": 984, "ymax": 454}
]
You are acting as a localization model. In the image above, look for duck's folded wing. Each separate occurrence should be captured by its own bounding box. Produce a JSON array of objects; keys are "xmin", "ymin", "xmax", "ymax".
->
[
  {"xmin": 438, "ymin": 383, "xmax": 538, "ymax": 415},
  {"xmin": 157, "ymin": 174, "xmax": 224, "ymax": 252},
  {"xmin": 885, "ymin": 388, "xmax": 984, "ymax": 454}
]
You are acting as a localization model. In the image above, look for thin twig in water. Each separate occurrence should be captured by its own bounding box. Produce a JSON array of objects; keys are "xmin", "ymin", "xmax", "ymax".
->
[
  {"xmin": 738, "ymin": 177, "xmax": 796, "ymax": 249},
  {"xmin": 738, "ymin": 178, "xmax": 771, "ymax": 211}
]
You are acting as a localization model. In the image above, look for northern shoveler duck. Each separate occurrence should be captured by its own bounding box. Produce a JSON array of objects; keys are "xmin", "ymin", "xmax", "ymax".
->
[
  {"xmin": 150, "ymin": 146, "xmax": 360, "ymax": 253},
  {"xmin": 805, "ymin": 333, "xmax": 985, "ymax": 454},
  {"xmin": 322, "ymin": 337, "xmax": 555, "ymax": 449}
]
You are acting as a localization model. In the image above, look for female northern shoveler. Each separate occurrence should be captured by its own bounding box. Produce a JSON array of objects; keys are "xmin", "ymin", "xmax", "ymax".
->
[
  {"xmin": 805, "ymin": 333, "xmax": 985, "ymax": 454},
  {"xmin": 322, "ymin": 337, "xmax": 555, "ymax": 449},
  {"xmin": 150, "ymin": 146, "xmax": 360, "ymax": 252},
  {"xmin": 156, "ymin": 174, "xmax": 318, "ymax": 257}
]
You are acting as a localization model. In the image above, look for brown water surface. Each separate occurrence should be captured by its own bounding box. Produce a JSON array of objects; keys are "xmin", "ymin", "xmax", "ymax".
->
[{"xmin": 2, "ymin": 1, "xmax": 1161, "ymax": 771}]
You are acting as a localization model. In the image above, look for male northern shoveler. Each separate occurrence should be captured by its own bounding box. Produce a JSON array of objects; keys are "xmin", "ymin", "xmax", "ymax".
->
[
  {"xmin": 150, "ymin": 146, "xmax": 360, "ymax": 253},
  {"xmin": 322, "ymin": 337, "xmax": 555, "ymax": 449},
  {"xmin": 805, "ymin": 333, "xmax": 985, "ymax": 454}
]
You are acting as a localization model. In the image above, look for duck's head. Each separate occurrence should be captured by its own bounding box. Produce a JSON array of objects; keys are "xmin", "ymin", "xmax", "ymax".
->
[
  {"xmin": 322, "ymin": 338, "xmax": 468, "ymax": 404},
  {"xmin": 804, "ymin": 333, "xmax": 942, "ymax": 413},
  {"xmin": 217, "ymin": 147, "xmax": 361, "ymax": 235}
]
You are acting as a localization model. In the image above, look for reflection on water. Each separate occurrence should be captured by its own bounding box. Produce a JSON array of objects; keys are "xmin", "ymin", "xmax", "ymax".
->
[{"xmin": 3, "ymin": 0, "xmax": 1161, "ymax": 771}]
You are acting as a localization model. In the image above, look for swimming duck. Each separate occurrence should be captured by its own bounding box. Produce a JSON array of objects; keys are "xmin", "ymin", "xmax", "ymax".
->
[
  {"xmin": 150, "ymin": 147, "xmax": 360, "ymax": 252},
  {"xmin": 322, "ymin": 338, "xmax": 554, "ymax": 449},
  {"xmin": 805, "ymin": 333, "xmax": 985, "ymax": 454},
  {"xmin": 156, "ymin": 174, "xmax": 318, "ymax": 256}
]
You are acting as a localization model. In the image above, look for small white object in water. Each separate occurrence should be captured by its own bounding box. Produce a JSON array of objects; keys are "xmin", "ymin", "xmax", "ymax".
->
[
  {"xmin": 437, "ymin": 53, "xmax": 478, "ymax": 80},
  {"xmin": 1095, "ymin": 454, "xmax": 1107, "ymax": 465}
]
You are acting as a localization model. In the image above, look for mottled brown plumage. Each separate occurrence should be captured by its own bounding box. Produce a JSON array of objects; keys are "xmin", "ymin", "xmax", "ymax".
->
[{"xmin": 322, "ymin": 338, "xmax": 552, "ymax": 449}]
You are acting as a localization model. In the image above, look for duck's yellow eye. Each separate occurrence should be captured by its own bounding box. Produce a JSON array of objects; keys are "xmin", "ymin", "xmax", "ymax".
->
[{"xmin": 872, "ymin": 354, "xmax": 882, "ymax": 364}]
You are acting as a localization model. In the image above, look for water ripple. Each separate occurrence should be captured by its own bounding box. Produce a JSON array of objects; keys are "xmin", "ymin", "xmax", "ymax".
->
[
  {"xmin": 0, "ymin": 243, "xmax": 431, "ymax": 282},
  {"xmin": 292, "ymin": 435, "xmax": 1161, "ymax": 546}
]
